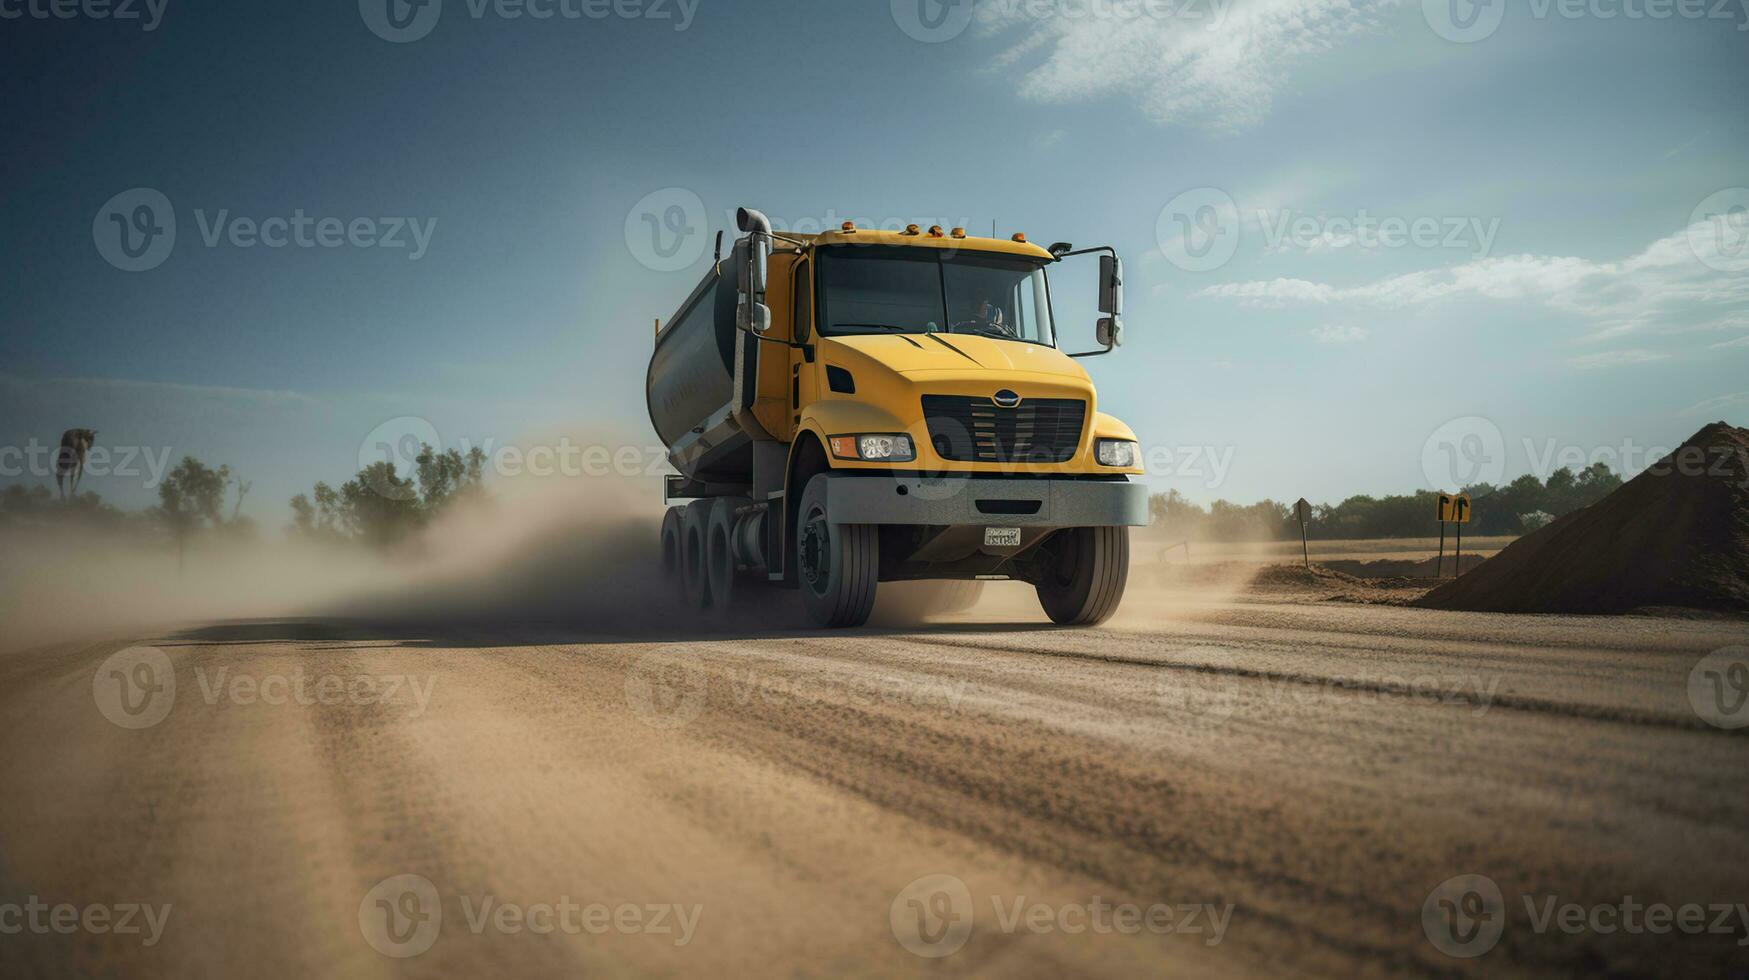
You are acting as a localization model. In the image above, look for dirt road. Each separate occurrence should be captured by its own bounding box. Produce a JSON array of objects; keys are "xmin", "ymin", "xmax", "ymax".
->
[{"xmin": 3, "ymin": 589, "xmax": 1747, "ymax": 977}]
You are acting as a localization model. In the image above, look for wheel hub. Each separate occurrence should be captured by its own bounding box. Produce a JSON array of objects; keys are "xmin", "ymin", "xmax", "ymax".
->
[{"xmin": 799, "ymin": 517, "xmax": 829, "ymax": 589}]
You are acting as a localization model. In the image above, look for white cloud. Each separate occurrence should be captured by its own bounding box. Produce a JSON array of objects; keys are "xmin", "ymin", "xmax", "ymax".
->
[
  {"xmin": 976, "ymin": 0, "xmax": 1401, "ymax": 132},
  {"xmin": 1681, "ymin": 392, "xmax": 1749, "ymax": 416},
  {"xmin": 1196, "ymin": 218, "xmax": 1749, "ymax": 364},
  {"xmin": 1569, "ymin": 349, "xmax": 1669, "ymax": 371},
  {"xmin": 1310, "ymin": 323, "xmax": 1368, "ymax": 344}
]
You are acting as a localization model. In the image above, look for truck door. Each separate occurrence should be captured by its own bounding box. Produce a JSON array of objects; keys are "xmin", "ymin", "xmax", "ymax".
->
[{"xmin": 790, "ymin": 257, "xmax": 820, "ymax": 437}]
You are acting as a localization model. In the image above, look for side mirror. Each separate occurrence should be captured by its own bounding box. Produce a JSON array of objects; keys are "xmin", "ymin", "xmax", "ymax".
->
[
  {"xmin": 1098, "ymin": 254, "xmax": 1123, "ymax": 316},
  {"xmin": 1096, "ymin": 316, "xmax": 1123, "ymax": 349},
  {"xmin": 732, "ymin": 232, "xmax": 773, "ymax": 335}
]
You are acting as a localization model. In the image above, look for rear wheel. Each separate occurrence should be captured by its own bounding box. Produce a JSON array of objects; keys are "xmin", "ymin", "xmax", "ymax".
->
[
  {"xmin": 659, "ymin": 507, "xmax": 684, "ymax": 599},
  {"xmin": 1035, "ymin": 526, "xmax": 1129, "ymax": 626},
  {"xmin": 681, "ymin": 501, "xmax": 713, "ymax": 610},
  {"xmin": 705, "ymin": 497, "xmax": 749, "ymax": 615},
  {"xmin": 795, "ymin": 474, "xmax": 878, "ymax": 628}
]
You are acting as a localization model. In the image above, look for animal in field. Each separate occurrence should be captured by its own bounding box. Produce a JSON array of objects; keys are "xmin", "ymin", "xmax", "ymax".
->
[{"xmin": 55, "ymin": 429, "xmax": 97, "ymax": 499}]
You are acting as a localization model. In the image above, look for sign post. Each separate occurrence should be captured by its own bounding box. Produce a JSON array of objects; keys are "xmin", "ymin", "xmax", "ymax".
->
[
  {"xmin": 1436, "ymin": 493, "xmax": 1451, "ymax": 577},
  {"xmin": 1453, "ymin": 494, "xmax": 1471, "ymax": 576},
  {"xmin": 1436, "ymin": 493, "xmax": 1472, "ymax": 578},
  {"xmin": 1294, "ymin": 498, "xmax": 1311, "ymax": 568}
]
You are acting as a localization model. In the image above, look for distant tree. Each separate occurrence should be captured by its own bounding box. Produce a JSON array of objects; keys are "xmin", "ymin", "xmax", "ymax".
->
[
  {"xmin": 336, "ymin": 462, "xmax": 422, "ymax": 548},
  {"xmin": 156, "ymin": 457, "xmax": 231, "ymax": 567},
  {"xmin": 415, "ymin": 444, "xmax": 487, "ymax": 510}
]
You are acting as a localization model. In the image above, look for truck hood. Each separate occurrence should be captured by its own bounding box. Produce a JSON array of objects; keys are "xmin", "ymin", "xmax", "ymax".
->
[{"xmin": 822, "ymin": 334, "xmax": 1089, "ymax": 382}]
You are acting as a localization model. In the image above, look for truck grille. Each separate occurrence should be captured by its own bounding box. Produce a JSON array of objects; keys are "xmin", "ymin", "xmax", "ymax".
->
[{"xmin": 920, "ymin": 395, "xmax": 1087, "ymax": 464}]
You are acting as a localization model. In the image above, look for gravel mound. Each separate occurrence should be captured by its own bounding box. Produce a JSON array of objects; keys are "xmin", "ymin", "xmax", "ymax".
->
[{"xmin": 1417, "ymin": 422, "xmax": 1749, "ymax": 614}]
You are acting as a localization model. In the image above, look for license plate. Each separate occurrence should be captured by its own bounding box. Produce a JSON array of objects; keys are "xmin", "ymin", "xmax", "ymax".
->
[{"xmin": 984, "ymin": 527, "xmax": 1022, "ymax": 547}]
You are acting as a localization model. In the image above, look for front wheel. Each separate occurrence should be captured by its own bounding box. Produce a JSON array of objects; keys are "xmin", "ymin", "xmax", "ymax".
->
[
  {"xmin": 795, "ymin": 474, "xmax": 878, "ymax": 628},
  {"xmin": 1035, "ymin": 526, "xmax": 1129, "ymax": 626}
]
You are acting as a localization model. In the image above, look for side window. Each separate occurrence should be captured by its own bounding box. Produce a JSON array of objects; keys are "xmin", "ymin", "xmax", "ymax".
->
[{"xmin": 793, "ymin": 260, "xmax": 813, "ymax": 342}]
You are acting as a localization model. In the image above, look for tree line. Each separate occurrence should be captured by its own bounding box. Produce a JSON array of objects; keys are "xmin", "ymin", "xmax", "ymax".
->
[{"xmin": 1148, "ymin": 463, "xmax": 1623, "ymax": 542}]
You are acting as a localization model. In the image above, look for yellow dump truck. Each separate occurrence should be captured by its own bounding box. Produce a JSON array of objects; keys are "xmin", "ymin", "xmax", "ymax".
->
[{"xmin": 647, "ymin": 207, "xmax": 1146, "ymax": 627}]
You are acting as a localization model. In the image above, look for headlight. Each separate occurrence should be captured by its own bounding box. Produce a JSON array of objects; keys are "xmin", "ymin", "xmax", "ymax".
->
[
  {"xmin": 829, "ymin": 434, "xmax": 916, "ymax": 462},
  {"xmin": 1096, "ymin": 439, "xmax": 1139, "ymax": 468}
]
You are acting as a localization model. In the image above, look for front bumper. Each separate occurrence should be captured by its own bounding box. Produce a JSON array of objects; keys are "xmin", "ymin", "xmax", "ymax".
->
[{"xmin": 823, "ymin": 474, "xmax": 1148, "ymax": 527}]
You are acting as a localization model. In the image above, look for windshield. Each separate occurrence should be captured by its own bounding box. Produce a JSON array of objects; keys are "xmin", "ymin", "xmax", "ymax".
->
[{"xmin": 815, "ymin": 247, "xmax": 1055, "ymax": 346}]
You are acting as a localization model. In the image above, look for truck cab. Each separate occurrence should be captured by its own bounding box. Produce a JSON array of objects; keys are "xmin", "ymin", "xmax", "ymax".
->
[{"xmin": 649, "ymin": 208, "xmax": 1147, "ymax": 628}]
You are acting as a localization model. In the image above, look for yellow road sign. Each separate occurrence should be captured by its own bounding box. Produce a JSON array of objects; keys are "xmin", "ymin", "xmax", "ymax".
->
[{"xmin": 1437, "ymin": 493, "xmax": 1472, "ymax": 524}]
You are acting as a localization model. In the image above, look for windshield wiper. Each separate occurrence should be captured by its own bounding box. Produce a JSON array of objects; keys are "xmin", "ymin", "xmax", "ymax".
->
[{"xmin": 832, "ymin": 323, "xmax": 921, "ymax": 333}]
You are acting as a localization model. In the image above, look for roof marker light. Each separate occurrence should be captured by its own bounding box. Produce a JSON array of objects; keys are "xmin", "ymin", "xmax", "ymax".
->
[{"xmin": 1011, "ymin": 232, "xmax": 1027, "ymax": 243}]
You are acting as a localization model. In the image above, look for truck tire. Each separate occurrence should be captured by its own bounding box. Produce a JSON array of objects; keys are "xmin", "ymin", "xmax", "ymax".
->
[
  {"xmin": 660, "ymin": 507, "xmax": 684, "ymax": 598},
  {"xmin": 1035, "ymin": 526, "xmax": 1129, "ymax": 626},
  {"xmin": 681, "ymin": 500, "xmax": 713, "ymax": 610},
  {"xmin": 795, "ymin": 474, "xmax": 878, "ymax": 628},
  {"xmin": 705, "ymin": 497, "xmax": 749, "ymax": 614}
]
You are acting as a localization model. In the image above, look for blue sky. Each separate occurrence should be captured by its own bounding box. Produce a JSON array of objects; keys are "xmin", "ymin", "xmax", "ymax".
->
[{"xmin": 2, "ymin": 0, "xmax": 1746, "ymax": 518}]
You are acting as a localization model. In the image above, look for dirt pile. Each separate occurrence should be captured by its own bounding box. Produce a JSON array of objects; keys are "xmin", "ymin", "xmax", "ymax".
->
[{"xmin": 1418, "ymin": 422, "xmax": 1749, "ymax": 614}]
